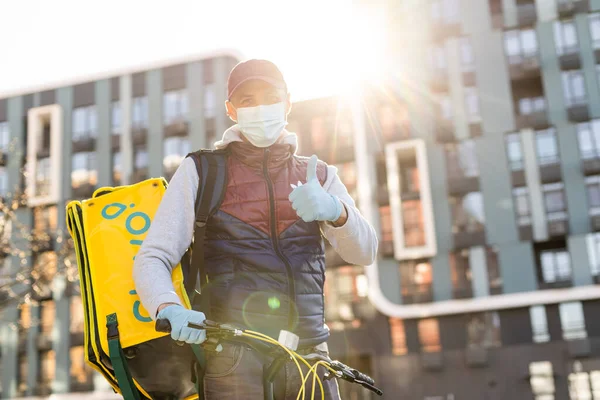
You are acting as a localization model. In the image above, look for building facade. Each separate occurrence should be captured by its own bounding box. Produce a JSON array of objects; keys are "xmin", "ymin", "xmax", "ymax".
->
[{"xmin": 295, "ymin": 0, "xmax": 600, "ymax": 399}]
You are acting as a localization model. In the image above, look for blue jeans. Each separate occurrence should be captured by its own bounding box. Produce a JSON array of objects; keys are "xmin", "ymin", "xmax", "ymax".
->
[{"xmin": 203, "ymin": 341, "xmax": 342, "ymax": 400}]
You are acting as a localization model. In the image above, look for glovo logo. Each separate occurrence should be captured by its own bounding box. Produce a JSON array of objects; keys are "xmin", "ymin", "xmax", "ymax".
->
[{"xmin": 101, "ymin": 202, "xmax": 153, "ymax": 323}]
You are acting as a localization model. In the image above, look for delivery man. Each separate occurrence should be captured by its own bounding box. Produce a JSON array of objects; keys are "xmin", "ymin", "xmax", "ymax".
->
[{"xmin": 133, "ymin": 59, "xmax": 378, "ymax": 399}]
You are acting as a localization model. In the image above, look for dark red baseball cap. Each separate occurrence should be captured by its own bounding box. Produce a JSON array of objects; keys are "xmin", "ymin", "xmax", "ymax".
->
[{"xmin": 227, "ymin": 59, "xmax": 288, "ymax": 100}]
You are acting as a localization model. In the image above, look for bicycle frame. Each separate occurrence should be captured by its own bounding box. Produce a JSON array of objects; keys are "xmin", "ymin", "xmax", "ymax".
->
[{"xmin": 155, "ymin": 318, "xmax": 383, "ymax": 400}]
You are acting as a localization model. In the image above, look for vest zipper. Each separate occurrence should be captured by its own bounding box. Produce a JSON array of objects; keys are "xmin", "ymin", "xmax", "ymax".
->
[{"xmin": 263, "ymin": 148, "xmax": 296, "ymax": 331}]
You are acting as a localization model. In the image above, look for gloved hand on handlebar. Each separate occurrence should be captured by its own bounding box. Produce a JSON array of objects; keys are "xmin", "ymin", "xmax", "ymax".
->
[{"xmin": 156, "ymin": 305, "xmax": 207, "ymax": 344}]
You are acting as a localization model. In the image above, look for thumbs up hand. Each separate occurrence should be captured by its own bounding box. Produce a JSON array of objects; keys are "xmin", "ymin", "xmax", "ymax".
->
[{"xmin": 288, "ymin": 155, "xmax": 343, "ymax": 223}]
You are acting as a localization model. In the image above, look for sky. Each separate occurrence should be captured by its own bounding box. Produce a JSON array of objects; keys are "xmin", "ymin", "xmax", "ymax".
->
[{"xmin": 0, "ymin": 0, "xmax": 387, "ymax": 102}]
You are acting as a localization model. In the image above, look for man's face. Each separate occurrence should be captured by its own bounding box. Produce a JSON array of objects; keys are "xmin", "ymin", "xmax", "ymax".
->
[{"xmin": 225, "ymin": 79, "xmax": 292, "ymax": 122}]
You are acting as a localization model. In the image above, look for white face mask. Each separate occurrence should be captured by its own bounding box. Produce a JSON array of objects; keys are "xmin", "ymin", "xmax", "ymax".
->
[{"xmin": 235, "ymin": 102, "xmax": 288, "ymax": 148}]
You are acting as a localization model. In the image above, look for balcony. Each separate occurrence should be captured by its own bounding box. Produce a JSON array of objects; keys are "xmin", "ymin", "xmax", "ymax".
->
[
  {"xmin": 567, "ymin": 101, "xmax": 590, "ymax": 123},
  {"xmin": 559, "ymin": 50, "xmax": 582, "ymax": 70},
  {"xmin": 516, "ymin": 3, "xmax": 537, "ymax": 27},
  {"xmin": 518, "ymin": 224, "xmax": 533, "ymax": 241},
  {"xmin": 430, "ymin": 72, "xmax": 449, "ymax": 93},
  {"xmin": 453, "ymin": 229, "xmax": 486, "ymax": 249},
  {"xmin": 72, "ymin": 137, "xmax": 96, "ymax": 153},
  {"xmin": 469, "ymin": 122, "xmax": 483, "ymax": 139},
  {"xmin": 508, "ymin": 54, "xmax": 541, "ymax": 81},
  {"xmin": 111, "ymin": 134, "xmax": 120, "ymax": 151},
  {"xmin": 72, "ymin": 183, "xmax": 95, "ymax": 199},
  {"xmin": 132, "ymin": 168, "xmax": 149, "ymax": 183},
  {"xmin": 466, "ymin": 347, "xmax": 489, "ymax": 367},
  {"xmin": 37, "ymin": 333, "xmax": 52, "ymax": 350},
  {"xmin": 37, "ymin": 147, "xmax": 50, "ymax": 159},
  {"xmin": 591, "ymin": 214, "xmax": 600, "ymax": 231},
  {"xmin": 31, "ymin": 235, "xmax": 54, "ymax": 253},
  {"xmin": 402, "ymin": 285, "xmax": 433, "ymax": 304},
  {"xmin": 539, "ymin": 162, "xmax": 562, "ymax": 184},
  {"xmin": 463, "ymin": 70, "xmax": 476, "ymax": 87},
  {"xmin": 421, "ymin": 351, "xmax": 444, "ymax": 371},
  {"xmin": 452, "ymin": 285, "xmax": 473, "ymax": 299},
  {"xmin": 511, "ymin": 169, "xmax": 527, "ymax": 187},
  {"xmin": 132, "ymin": 128, "xmax": 147, "ymax": 145},
  {"xmin": 557, "ymin": 0, "xmax": 590, "ymax": 17},
  {"xmin": 164, "ymin": 120, "xmax": 188, "ymax": 138},
  {"xmin": 447, "ymin": 174, "xmax": 480, "ymax": 196},
  {"xmin": 567, "ymin": 338, "xmax": 591, "ymax": 358},
  {"xmin": 70, "ymin": 332, "xmax": 84, "ymax": 347},
  {"xmin": 547, "ymin": 213, "xmax": 569, "ymax": 237},
  {"xmin": 435, "ymin": 119, "xmax": 455, "ymax": 143},
  {"xmin": 538, "ymin": 280, "xmax": 572, "ymax": 290},
  {"xmin": 515, "ymin": 109, "xmax": 549, "ymax": 130},
  {"xmin": 582, "ymin": 157, "xmax": 600, "ymax": 176},
  {"xmin": 430, "ymin": 21, "xmax": 461, "ymax": 42}
]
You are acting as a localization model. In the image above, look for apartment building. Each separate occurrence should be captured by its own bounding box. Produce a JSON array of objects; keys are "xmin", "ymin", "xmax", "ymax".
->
[
  {"xmin": 0, "ymin": 51, "xmax": 240, "ymax": 399},
  {"xmin": 293, "ymin": 0, "xmax": 600, "ymax": 398}
]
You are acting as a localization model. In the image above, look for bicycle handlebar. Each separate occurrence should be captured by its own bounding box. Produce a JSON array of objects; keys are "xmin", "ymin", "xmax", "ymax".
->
[{"xmin": 154, "ymin": 318, "xmax": 383, "ymax": 396}]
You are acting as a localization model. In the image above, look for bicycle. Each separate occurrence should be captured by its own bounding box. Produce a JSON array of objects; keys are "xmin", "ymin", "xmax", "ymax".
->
[{"xmin": 155, "ymin": 318, "xmax": 383, "ymax": 400}]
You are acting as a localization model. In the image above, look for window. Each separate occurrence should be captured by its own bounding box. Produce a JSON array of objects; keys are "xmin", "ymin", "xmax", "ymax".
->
[
  {"xmin": 530, "ymin": 305, "xmax": 550, "ymax": 343},
  {"xmin": 562, "ymin": 70, "xmax": 587, "ymax": 106},
  {"xmin": 135, "ymin": 147, "xmax": 149, "ymax": 170},
  {"xmin": 529, "ymin": 361, "xmax": 556, "ymax": 400},
  {"xmin": 70, "ymin": 346, "xmax": 94, "ymax": 390},
  {"xmin": 324, "ymin": 265, "xmax": 369, "ymax": 330},
  {"xmin": 0, "ymin": 167, "xmax": 8, "ymax": 196},
  {"xmin": 504, "ymin": 28, "xmax": 538, "ymax": 64},
  {"xmin": 567, "ymin": 362, "xmax": 600, "ymax": 400},
  {"xmin": 335, "ymin": 162, "xmax": 357, "ymax": 191},
  {"xmin": 163, "ymin": 137, "xmax": 191, "ymax": 171},
  {"xmin": 111, "ymin": 101, "xmax": 121, "ymax": 135},
  {"xmin": 39, "ymin": 350, "xmax": 56, "ymax": 387},
  {"xmin": 418, "ymin": 318, "xmax": 441, "ymax": 352},
  {"xmin": 466, "ymin": 312, "xmax": 501, "ymax": 348},
  {"xmin": 379, "ymin": 206, "xmax": 393, "ymax": 256},
  {"xmin": 451, "ymin": 192, "xmax": 485, "ymax": 232},
  {"xmin": 486, "ymin": 247, "xmax": 503, "ymax": 294},
  {"xmin": 389, "ymin": 318, "xmax": 407, "ymax": 355},
  {"xmin": 431, "ymin": 0, "xmax": 459, "ymax": 23},
  {"xmin": 69, "ymin": 296, "xmax": 85, "ymax": 334},
  {"xmin": 40, "ymin": 300, "xmax": 56, "ymax": 334},
  {"xmin": 506, "ymin": 133, "xmax": 524, "ymax": 170},
  {"xmin": 113, "ymin": 152, "xmax": 122, "ymax": 185},
  {"xmin": 204, "ymin": 83, "xmax": 217, "ymax": 118},
  {"xmin": 439, "ymin": 95, "xmax": 453, "ymax": 120},
  {"xmin": 543, "ymin": 182, "xmax": 567, "ymax": 221},
  {"xmin": 559, "ymin": 301, "xmax": 587, "ymax": 340},
  {"xmin": 539, "ymin": 248, "xmax": 572, "ymax": 284},
  {"xmin": 36, "ymin": 157, "xmax": 51, "ymax": 197},
  {"xmin": 430, "ymin": 45, "xmax": 447, "ymax": 71},
  {"xmin": 464, "ymin": 87, "xmax": 481, "ymax": 123},
  {"xmin": 33, "ymin": 206, "xmax": 57, "ymax": 233},
  {"xmin": 589, "ymin": 232, "xmax": 600, "ymax": 277},
  {"xmin": 590, "ymin": 13, "xmax": 600, "ymax": 49},
  {"xmin": 71, "ymin": 152, "xmax": 97, "ymax": 188},
  {"xmin": 519, "ymin": 97, "xmax": 546, "ymax": 115},
  {"xmin": 450, "ymin": 249, "xmax": 473, "ymax": 298},
  {"xmin": 459, "ymin": 37, "xmax": 475, "ymax": 72},
  {"xmin": 577, "ymin": 120, "xmax": 600, "ymax": 160},
  {"xmin": 72, "ymin": 106, "xmax": 98, "ymax": 140},
  {"xmin": 399, "ymin": 260, "xmax": 432, "ymax": 304},
  {"xmin": 311, "ymin": 117, "xmax": 327, "ymax": 151},
  {"xmin": 554, "ymin": 19, "xmax": 579, "ymax": 55},
  {"xmin": 0, "ymin": 121, "xmax": 9, "ymax": 151},
  {"xmin": 535, "ymin": 128, "xmax": 559, "ymax": 165},
  {"xmin": 513, "ymin": 187, "xmax": 532, "ymax": 226},
  {"xmin": 163, "ymin": 89, "xmax": 189, "ymax": 125},
  {"xmin": 132, "ymin": 96, "xmax": 148, "ymax": 129},
  {"xmin": 402, "ymin": 200, "xmax": 426, "ymax": 247},
  {"xmin": 379, "ymin": 105, "xmax": 410, "ymax": 140},
  {"xmin": 458, "ymin": 140, "xmax": 479, "ymax": 177}
]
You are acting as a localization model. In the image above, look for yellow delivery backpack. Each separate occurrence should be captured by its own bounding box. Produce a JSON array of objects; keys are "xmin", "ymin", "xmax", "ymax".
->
[{"xmin": 66, "ymin": 150, "xmax": 228, "ymax": 400}]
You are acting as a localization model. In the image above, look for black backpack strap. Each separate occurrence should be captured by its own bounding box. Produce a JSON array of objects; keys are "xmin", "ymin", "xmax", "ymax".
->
[{"xmin": 184, "ymin": 150, "xmax": 228, "ymax": 299}]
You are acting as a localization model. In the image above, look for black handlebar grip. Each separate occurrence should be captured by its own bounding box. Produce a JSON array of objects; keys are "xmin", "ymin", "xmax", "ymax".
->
[
  {"xmin": 353, "ymin": 370, "xmax": 375, "ymax": 386},
  {"xmin": 155, "ymin": 318, "xmax": 172, "ymax": 333}
]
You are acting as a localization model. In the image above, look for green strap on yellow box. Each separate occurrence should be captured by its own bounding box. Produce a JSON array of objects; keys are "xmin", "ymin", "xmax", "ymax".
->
[{"xmin": 107, "ymin": 313, "xmax": 142, "ymax": 400}]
